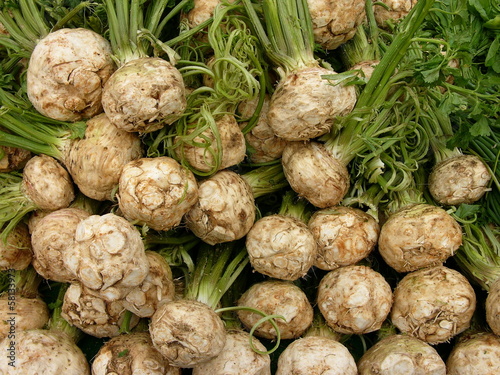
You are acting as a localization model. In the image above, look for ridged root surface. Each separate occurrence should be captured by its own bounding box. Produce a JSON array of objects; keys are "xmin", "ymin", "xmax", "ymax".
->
[
  {"xmin": 27, "ymin": 28, "xmax": 115, "ymax": 122},
  {"xmin": 282, "ymin": 141, "xmax": 349, "ymax": 208},
  {"xmin": 268, "ymin": 66, "xmax": 356, "ymax": 141}
]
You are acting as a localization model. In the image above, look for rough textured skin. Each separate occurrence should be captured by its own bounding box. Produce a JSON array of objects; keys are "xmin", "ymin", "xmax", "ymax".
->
[
  {"xmin": 317, "ymin": 265, "xmax": 393, "ymax": 334},
  {"xmin": 91, "ymin": 331, "xmax": 181, "ymax": 375},
  {"xmin": 378, "ymin": 203, "xmax": 463, "ymax": 272},
  {"xmin": 486, "ymin": 278, "xmax": 500, "ymax": 336},
  {"xmin": 192, "ymin": 329, "xmax": 271, "ymax": 375},
  {"xmin": 117, "ymin": 157, "xmax": 199, "ymax": 231},
  {"xmin": 268, "ymin": 66, "xmax": 356, "ymax": 141},
  {"xmin": 391, "ymin": 266, "xmax": 476, "ymax": 344},
  {"xmin": 21, "ymin": 154, "xmax": 75, "ymax": 211},
  {"xmin": 175, "ymin": 114, "xmax": 246, "ymax": 173},
  {"xmin": 276, "ymin": 336, "xmax": 357, "ymax": 375},
  {"xmin": 184, "ymin": 0, "xmax": 237, "ymax": 28},
  {"xmin": 31, "ymin": 207, "xmax": 90, "ymax": 282},
  {"xmin": 0, "ymin": 223, "xmax": 32, "ymax": 271},
  {"xmin": 62, "ymin": 213, "xmax": 149, "ymax": 299},
  {"xmin": 61, "ymin": 283, "xmax": 139, "ymax": 338},
  {"xmin": 0, "ymin": 146, "xmax": 31, "ymax": 172},
  {"xmin": 446, "ymin": 332, "xmax": 500, "ymax": 375},
  {"xmin": 102, "ymin": 57, "xmax": 186, "ymax": 133},
  {"xmin": 246, "ymin": 214, "xmax": 316, "ymax": 280},
  {"xmin": 373, "ymin": 0, "xmax": 418, "ymax": 27},
  {"xmin": 282, "ymin": 141, "xmax": 349, "ymax": 208},
  {"xmin": 309, "ymin": 206, "xmax": 379, "ymax": 270},
  {"xmin": 0, "ymin": 296, "xmax": 49, "ymax": 340},
  {"xmin": 27, "ymin": 28, "xmax": 115, "ymax": 122},
  {"xmin": 350, "ymin": 60, "xmax": 380, "ymax": 80},
  {"xmin": 149, "ymin": 299, "xmax": 226, "ymax": 368},
  {"xmin": 307, "ymin": 0, "xmax": 366, "ymax": 50},
  {"xmin": 237, "ymin": 280, "xmax": 314, "ymax": 340},
  {"xmin": 0, "ymin": 329, "xmax": 90, "ymax": 374},
  {"xmin": 122, "ymin": 251, "xmax": 176, "ymax": 318},
  {"xmin": 357, "ymin": 334, "xmax": 446, "ymax": 375},
  {"xmin": 185, "ymin": 170, "xmax": 255, "ymax": 245},
  {"xmin": 238, "ymin": 95, "xmax": 289, "ymax": 163},
  {"xmin": 65, "ymin": 113, "xmax": 143, "ymax": 201},
  {"xmin": 428, "ymin": 154, "xmax": 491, "ymax": 205}
]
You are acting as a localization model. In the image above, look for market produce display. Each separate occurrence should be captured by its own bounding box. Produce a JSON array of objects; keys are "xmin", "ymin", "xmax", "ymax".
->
[{"xmin": 0, "ymin": 0, "xmax": 499, "ymax": 373}]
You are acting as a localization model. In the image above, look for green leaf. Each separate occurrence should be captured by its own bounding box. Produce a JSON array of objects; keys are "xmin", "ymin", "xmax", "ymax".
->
[
  {"xmin": 469, "ymin": 116, "xmax": 492, "ymax": 137},
  {"xmin": 420, "ymin": 66, "xmax": 442, "ymax": 84},
  {"xmin": 468, "ymin": 0, "xmax": 491, "ymax": 20},
  {"xmin": 485, "ymin": 36, "xmax": 500, "ymax": 72},
  {"xmin": 484, "ymin": 15, "xmax": 500, "ymax": 29},
  {"xmin": 182, "ymin": 0, "xmax": 195, "ymax": 13},
  {"xmin": 454, "ymin": 203, "xmax": 482, "ymax": 219},
  {"xmin": 439, "ymin": 92, "xmax": 469, "ymax": 115}
]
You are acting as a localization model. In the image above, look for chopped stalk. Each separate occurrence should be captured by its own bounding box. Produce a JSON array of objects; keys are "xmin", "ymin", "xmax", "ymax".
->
[{"xmin": 149, "ymin": 241, "xmax": 251, "ymax": 367}]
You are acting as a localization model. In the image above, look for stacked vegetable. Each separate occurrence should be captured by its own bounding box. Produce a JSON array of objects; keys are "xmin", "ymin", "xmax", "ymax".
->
[{"xmin": 0, "ymin": 0, "xmax": 499, "ymax": 373}]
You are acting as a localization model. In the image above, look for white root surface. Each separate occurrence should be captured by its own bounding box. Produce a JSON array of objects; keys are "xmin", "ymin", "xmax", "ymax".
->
[
  {"xmin": 92, "ymin": 331, "xmax": 181, "ymax": 375},
  {"xmin": 64, "ymin": 113, "xmax": 143, "ymax": 201},
  {"xmin": 0, "ymin": 223, "xmax": 32, "ymax": 271},
  {"xmin": 237, "ymin": 280, "xmax": 314, "ymax": 340},
  {"xmin": 268, "ymin": 66, "xmax": 356, "ymax": 141},
  {"xmin": 175, "ymin": 114, "xmax": 246, "ymax": 173},
  {"xmin": 317, "ymin": 265, "xmax": 393, "ymax": 334},
  {"xmin": 183, "ymin": 0, "xmax": 237, "ymax": 28},
  {"xmin": 0, "ymin": 296, "xmax": 49, "ymax": 340},
  {"xmin": 350, "ymin": 60, "xmax": 380, "ymax": 80},
  {"xmin": 0, "ymin": 146, "xmax": 31, "ymax": 173},
  {"xmin": 27, "ymin": 28, "xmax": 115, "ymax": 122},
  {"xmin": 276, "ymin": 336, "xmax": 358, "ymax": 375},
  {"xmin": 378, "ymin": 203, "xmax": 463, "ymax": 272},
  {"xmin": 31, "ymin": 207, "xmax": 90, "ymax": 283},
  {"xmin": 192, "ymin": 329, "xmax": 271, "ymax": 375},
  {"xmin": 62, "ymin": 213, "xmax": 149, "ymax": 298},
  {"xmin": 0, "ymin": 329, "xmax": 90, "ymax": 374},
  {"xmin": 185, "ymin": 170, "xmax": 255, "ymax": 245},
  {"xmin": 308, "ymin": 206, "xmax": 380, "ymax": 270},
  {"xmin": 21, "ymin": 154, "xmax": 75, "ymax": 211},
  {"xmin": 61, "ymin": 283, "xmax": 139, "ymax": 339},
  {"xmin": 238, "ymin": 95, "xmax": 289, "ymax": 163},
  {"xmin": 486, "ymin": 278, "xmax": 500, "ymax": 336},
  {"xmin": 122, "ymin": 251, "xmax": 176, "ymax": 318},
  {"xmin": 118, "ymin": 157, "xmax": 199, "ymax": 231},
  {"xmin": 282, "ymin": 141, "xmax": 350, "ymax": 208},
  {"xmin": 373, "ymin": 0, "xmax": 418, "ymax": 27},
  {"xmin": 391, "ymin": 266, "xmax": 476, "ymax": 344},
  {"xmin": 307, "ymin": 0, "xmax": 366, "ymax": 50},
  {"xmin": 246, "ymin": 214, "xmax": 316, "ymax": 280},
  {"xmin": 428, "ymin": 154, "xmax": 491, "ymax": 205},
  {"xmin": 446, "ymin": 332, "xmax": 500, "ymax": 375},
  {"xmin": 102, "ymin": 57, "xmax": 186, "ymax": 133},
  {"xmin": 357, "ymin": 334, "xmax": 446, "ymax": 375},
  {"xmin": 149, "ymin": 299, "xmax": 227, "ymax": 368}
]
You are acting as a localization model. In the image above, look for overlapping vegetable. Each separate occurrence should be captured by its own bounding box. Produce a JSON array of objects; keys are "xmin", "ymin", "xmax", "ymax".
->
[{"xmin": 0, "ymin": 0, "xmax": 498, "ymax": 373}]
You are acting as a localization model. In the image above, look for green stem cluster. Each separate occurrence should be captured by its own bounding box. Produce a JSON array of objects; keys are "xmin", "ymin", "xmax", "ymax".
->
[
  {"xmin": 161, "ymin": 2, "xmax": 264, "ymax": 176},
  {"xmin": 453, "ymin": 222, "xmax": 500, "ymax": 291},
  {"xmin": 322, "ymin": 0, "xmax": 436, "ymax": 179},
  {"xmin": 104, "ymin": 0, "xmax": 190, "ymax": 64},
  {"xmin": 0, "ymin": 172, "xmax": 37, "ymax": 243},
  {"xmin": 47, "ymin": 283, "xmax": 84, "ymax": 343},
  {"xmin": 241, "ymin": 163, "xmax": 288, "ymax": 199},
  {"xmin": 0, "ymin": 0, "xmax": 93, "ymax": 54},
  {"xmin": 184, "ymin": 241, "xmax": 249, "ymax": 310},
  {"xmin": 242, "ymin": 0, "xmax": 316, "ymax": 75},
  {"xmin": 0, "ymin": 105, "xmax": 86, "ymax": 161},
  {"xmin": 278, "ymin": 190, "xmax": 311, "ymax": 223}
]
